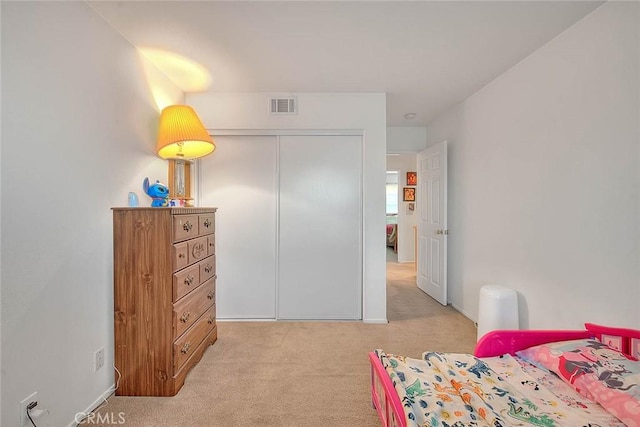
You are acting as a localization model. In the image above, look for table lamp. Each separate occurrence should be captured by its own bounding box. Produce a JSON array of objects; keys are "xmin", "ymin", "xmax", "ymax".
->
[{"xmin": 156, "ymin": 105, "xmax": 215, "ymax": 206}]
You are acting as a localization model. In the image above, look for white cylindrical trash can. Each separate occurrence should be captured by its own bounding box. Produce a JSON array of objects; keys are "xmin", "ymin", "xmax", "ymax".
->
[{"xmin": 477, "ymin": 285, "xmax": 519, "ymax": 341}]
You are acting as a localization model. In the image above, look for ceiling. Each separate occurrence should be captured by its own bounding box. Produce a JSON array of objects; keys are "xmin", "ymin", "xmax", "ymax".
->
[{"xmin": 88, "ymin": 1, "xmax": 603, "ymax": 127}]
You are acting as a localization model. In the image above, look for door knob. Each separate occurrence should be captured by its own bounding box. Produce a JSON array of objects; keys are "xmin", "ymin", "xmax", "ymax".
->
[{"xmin": 435, "ymin": 229, "xmax": 443, "ymax": 235}]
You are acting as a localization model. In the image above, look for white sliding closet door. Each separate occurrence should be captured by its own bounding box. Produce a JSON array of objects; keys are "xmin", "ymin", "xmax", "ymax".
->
[
  {"xmin": 278, "ymin": 135, "xmax": 362, "ymax": 319},
  {"xmin": 200, "ymin": 136, "xmax": 277, "ymax": 319}
]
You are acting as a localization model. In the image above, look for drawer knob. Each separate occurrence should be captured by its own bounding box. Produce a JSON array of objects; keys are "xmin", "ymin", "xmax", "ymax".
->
[
  {"xmin": 204, "ymin": 264, "xmax": 213, "ymax": 273},
  {"xmin": 183, "ymin": 221, "xmax": 193, "ymax": 232},
  {"xmin": 180, "ymin": 312, "xmax": 191, "ymax": 323},
  {"xmin": 208, "ymin": 242, "xmax": 214, "ymax": 248},
  {"xmin": 178, "ymin": 253, "xmax": 186, "ymax": 259},
  {"xmin": 208, "ymin": 316, "xmax": 215, "ymax": 325},
  {"xmin": 207, "ymin": 290, "xmax": 214, "ymax": 300},
  {"xmin": 184, "ymin": 275, "xmax": 194, "ymax": 286},
  {"xmin": 181, "ymin": 342, "xmax": 191, "ymax": 354},
  {"xmin": 204, "ymin": 218, "xmax": 212, "ymax": 228}
]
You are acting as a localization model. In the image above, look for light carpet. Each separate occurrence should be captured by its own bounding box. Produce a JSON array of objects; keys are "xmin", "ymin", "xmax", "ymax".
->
[{"xmin": 87, "ymin": 261, "xmax": 476, "ymax": 426}]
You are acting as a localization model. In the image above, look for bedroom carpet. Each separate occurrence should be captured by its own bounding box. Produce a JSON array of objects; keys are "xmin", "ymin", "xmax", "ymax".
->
[{"xmin": 87, "ymin": 261, "xmax": 476, "ymax": 426}]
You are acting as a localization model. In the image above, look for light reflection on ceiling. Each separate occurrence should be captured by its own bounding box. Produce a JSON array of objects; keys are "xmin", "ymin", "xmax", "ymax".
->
[{"xmin": 138, "ymin": 48, "xmax": 212, "ymax": 110}]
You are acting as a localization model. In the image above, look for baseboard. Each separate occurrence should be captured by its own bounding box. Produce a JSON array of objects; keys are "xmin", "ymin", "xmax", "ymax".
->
[
  {"xmin": 66, "ymin": 383, "xmax": 116, "ymax": 427},
  {"xmin": 450, "ymin": 302, "xmax": 476, "ymax": 324},
  {"xmin": 363, "ymin": 318, "xmax": 388, "ymax": 324},
  {"xmin": 217, "ymin": 317, "xmax": 374, "ymax": 322}
]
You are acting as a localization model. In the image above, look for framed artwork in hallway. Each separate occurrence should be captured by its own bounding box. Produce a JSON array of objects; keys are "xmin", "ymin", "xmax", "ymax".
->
[
  {"xmin": 403, "ymin": 187, "xmax": 415, "ymax": 201},
  {"xmin": 406, "ymin": 171, "xmax": 417, "ymax": 185}
]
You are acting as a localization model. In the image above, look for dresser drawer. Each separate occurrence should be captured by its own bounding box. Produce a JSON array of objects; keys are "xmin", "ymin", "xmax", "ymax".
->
[
  {"xmin": 173, "ymin": 263, "xmax": 200, "ymax": 302},
  {"xmin": 173, "ymin": 215, "xmax": 199, "ymax": 242},
  {"xmin": 174, "ymin": 237, "xmax": 210, "ymax": 272},
  {"xmin": 200, "ymin": 255, "xmax": 216, "ymax": 282},
  {"xmin": 199, "ymin": 214, "xmax": 215, "ymax": 236},
  {"xmin": 188, "ymin": 236, "xmax": 208, "ymax": 265},
  {"xmin": 173, "ymin": 306, "xmax": 216, "ymax": 372},
  {"xmin": 173, "ymin": 242, "xmax": 189, "ymax": 271},
  {"xmin": 206, "ymin": 235, "xmax": 215, "ymax": 257},
  {"xmin": 173, "ymin": 278, "xmax": 215, "ymax": 338}
]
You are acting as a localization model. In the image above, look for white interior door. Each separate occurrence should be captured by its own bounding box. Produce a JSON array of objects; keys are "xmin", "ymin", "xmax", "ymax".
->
[
  {"xmin": 199, "ymin": 135, "xmax": 277, "ymax": 319},
  {"xmin": 278, "ymin": 135, "xmax": 362, "ymax": 319},
  {"xmin": 416, "ymin": 141, "xmax": 448, "ymax": 305}
]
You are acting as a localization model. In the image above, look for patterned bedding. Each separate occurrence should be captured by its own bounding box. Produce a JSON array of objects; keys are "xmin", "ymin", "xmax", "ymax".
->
[
  {"xmin": 375, "ymin": 349, "xmax": 627, "ymax": 426},
  {"xmin": 516, "ymin": 339, "xmax": 640, "ymax": 425}
]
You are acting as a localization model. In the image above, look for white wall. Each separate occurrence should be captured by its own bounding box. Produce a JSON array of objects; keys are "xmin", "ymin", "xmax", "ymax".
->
[
  {"xmin": 427, "ymin": 2, "xmax": 639, "ymax": 329},
  {"xmin": 187, "ymin": 92, "xmax": 388, "ymax": 323},
  {"xmin": 0, "ymin": 3, "xmax": 3, "ymax": 416},
  {"xmin": 0, "ymin": 4, "xmax": 3, "ymax": 423},
  {"xmin": 387, "ymin": 127, "xmax": 427, "ymax": 154},
  {"xmin": 1, "ymin": 3, "xmax": 182, "ymax": 426}
]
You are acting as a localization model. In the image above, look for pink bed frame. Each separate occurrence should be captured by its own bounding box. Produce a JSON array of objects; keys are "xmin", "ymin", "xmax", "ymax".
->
[{"xmin": 368, "ymin": 323, "xmax": 640, "ymax": 427}]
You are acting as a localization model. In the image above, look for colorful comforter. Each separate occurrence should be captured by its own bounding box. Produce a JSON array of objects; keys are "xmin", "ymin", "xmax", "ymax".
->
[{"xmin": 375, "ymin": 349, "xmax": 625, "ymax": 427}]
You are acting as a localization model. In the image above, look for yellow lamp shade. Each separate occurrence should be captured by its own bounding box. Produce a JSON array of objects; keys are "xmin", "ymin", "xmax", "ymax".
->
[{"xmin": 156, "ymin": 105, "xmax": 215, "ymax": 160}]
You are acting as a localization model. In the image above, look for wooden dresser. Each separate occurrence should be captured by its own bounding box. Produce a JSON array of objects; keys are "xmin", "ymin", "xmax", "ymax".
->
[{"xmin": 112, "ymin": 207, "xmax": 217, "ymax": 396}]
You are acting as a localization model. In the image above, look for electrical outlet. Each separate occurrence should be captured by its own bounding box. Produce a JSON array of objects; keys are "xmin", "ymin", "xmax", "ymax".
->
[
  {"xmin": 20, "ymin": 392, "xmax": 37, "ymax": 427},
  {"xmin": 95, "ymin": 347, "xmax": 105, "ymax": 372}
]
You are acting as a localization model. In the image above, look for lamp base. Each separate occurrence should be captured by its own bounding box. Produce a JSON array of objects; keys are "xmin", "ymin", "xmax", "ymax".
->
[{"xmin": 168, "ymin": 159, "xmax": 193, "ymax": 202}]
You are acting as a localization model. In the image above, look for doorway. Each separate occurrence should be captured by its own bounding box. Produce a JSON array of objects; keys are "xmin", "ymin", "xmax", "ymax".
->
[{"xmin": 386, "ymin": 155, "xmax": 418, "ymax": 321}]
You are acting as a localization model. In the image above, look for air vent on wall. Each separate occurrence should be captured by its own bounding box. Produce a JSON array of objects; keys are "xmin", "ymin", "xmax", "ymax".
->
[{"xmin": 270, "ymin": 97, "xmax": 297, "ymax": 114}]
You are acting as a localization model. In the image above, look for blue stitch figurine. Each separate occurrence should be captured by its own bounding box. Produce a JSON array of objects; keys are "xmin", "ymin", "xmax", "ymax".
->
[{"xmin": 143, "ymin": 177, "xmax": 169, "ymax": 207}]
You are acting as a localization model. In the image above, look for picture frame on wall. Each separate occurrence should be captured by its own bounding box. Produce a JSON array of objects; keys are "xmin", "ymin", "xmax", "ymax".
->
[
  {"xmin": 403, "ymin": 187, "xmax": 416, "ymax": 202},
  {"xmin": 406, "ymin": 171, "xmax": 417, "ymax": 186}
]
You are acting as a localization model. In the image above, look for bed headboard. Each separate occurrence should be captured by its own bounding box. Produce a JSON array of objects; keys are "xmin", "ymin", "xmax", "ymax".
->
[
  {"xmin": 474, "ymin": 330, "xmax": 593, "ymax": 358},
  {"xmin": 474, "ymin": 323, "xmax": 640, "ymax": 359},
  {"xmin": 584, "ymin": 323, "xmax": 640, "ymax": 360}
]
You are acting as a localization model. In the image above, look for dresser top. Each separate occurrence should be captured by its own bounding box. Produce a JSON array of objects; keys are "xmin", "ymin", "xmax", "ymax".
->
[{"xmin": 112, "ymin": 207, "xmax": 217, "ymax": 213}]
